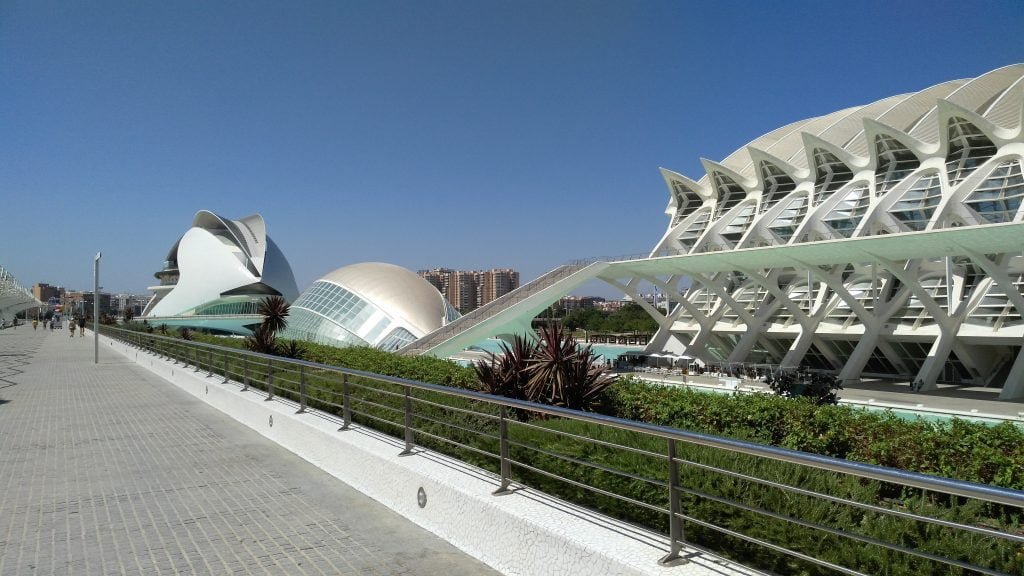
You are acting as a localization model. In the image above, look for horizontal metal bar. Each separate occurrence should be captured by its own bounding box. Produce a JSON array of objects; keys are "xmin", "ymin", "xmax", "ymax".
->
[
  {"xmin": 410, "ymin": 412, "xmax": 501, "ymax": 443},
  {"xmin": 512, "ymin": 419, "xmax": 667, "ymax": 460},
  {"xmin": 678, "ymin": 514, "xmax": 868, "ymax": 576},
  {"xmin": 508, "ymin": 440, "xmax": 668, "ymax": 489},
  {"xmin": 413, "ymin": 396, "xmax": 501, "ymax": 420},
  {"xmin": 411, "ymin": 428, "xmax": 501, "ymax": 461},
  {"xmin": 677, "ymin": 456, "xmax": 1024, "ymax": 544},
  {"xmin": 510, "ymin": 460, "xmax": 669, "ymax": 516},
  {"xmin": 678, "ymin": 487, "xmax": 1009, "ymax": 576},
  {"xmin": 349, "ymin": 397, "xmax": 405, "ymax": 417}
]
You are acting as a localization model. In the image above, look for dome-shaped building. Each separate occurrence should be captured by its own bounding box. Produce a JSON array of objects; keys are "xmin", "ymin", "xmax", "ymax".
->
[{"xmin": 281, "ymin": 262, "xmax": 460, "ymax": 351}]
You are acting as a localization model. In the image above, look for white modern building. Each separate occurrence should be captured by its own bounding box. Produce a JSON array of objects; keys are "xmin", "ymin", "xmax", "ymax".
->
[
  {"xmin": 281, "ymin": 262, "xmax": 460, "ymax": 351},
  {"xmin": 640, "ymin": 64, "xmax": 1024, "ymax": 393},
  {"xmin": 141, "ymin": 210, "xmax": 299, "ymax": 334},
  {"xmin": 404, "ymin": 64, "xmax": 1024, "ymax": 398}
]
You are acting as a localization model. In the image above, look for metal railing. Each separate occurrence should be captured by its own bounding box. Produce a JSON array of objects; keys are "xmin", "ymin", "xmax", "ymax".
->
[{"xmin": 105, "ymin": 326, "xmax": 1024, "ymax": 576}]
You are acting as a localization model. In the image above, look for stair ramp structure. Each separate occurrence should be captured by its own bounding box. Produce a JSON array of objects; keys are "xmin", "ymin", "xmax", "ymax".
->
[{"xmin": 400, "ymin": 262, "xmax": 608, "ymax": 358}]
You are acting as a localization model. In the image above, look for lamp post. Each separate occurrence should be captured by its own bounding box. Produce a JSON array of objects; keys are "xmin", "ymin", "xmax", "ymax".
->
[{"xmin": 94, "ymin": 252, "xmax": 101, "ymax": 364}]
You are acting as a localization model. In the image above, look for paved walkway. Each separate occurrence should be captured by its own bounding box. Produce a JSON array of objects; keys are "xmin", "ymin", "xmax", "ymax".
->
[{"xmin": 0, "ymin": 326, "xmax": 500, "ymax": 576}]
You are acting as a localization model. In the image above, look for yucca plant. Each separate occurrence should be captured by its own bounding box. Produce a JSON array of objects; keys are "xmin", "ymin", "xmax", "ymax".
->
[
  {"xmin": 258, "ymin": 296, "xmax": 290, "ymax": 335},
  {"xmin": 178, "ymin": 327, "xmax": 193, "ymax": 341}
]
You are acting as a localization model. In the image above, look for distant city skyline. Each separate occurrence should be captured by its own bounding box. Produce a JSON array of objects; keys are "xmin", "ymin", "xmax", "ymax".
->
[{"xmin": 2, "ymin": 1, "xmax": 1021, "ymax": 298}]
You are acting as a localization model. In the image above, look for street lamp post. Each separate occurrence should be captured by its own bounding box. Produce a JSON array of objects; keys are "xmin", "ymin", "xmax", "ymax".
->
[{"xmin": 94, "ymin": 252, "xmax": 101, "ymax": 364}]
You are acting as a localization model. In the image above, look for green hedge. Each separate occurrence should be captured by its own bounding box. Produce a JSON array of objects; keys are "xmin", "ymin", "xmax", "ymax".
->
[{"xmin": 608, "ymin": 378, "xmax": 1024, "ymax": 490}]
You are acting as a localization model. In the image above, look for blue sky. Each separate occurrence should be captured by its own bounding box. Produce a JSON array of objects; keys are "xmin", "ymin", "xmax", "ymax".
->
[{"xmin": 2, "ymin": 0, "xmax": 1022, "ymax": 297}]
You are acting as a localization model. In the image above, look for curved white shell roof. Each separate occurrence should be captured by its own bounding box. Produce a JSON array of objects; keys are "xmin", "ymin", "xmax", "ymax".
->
[
  {"xmin": 319, "ymin": 262, "xmax": 449, "ymax": 336},
  {"xmin": 144, "ymin": 210, "xmax": 299, "ymax": 320},
  {"xmin": 692, "ymin": 65, "xmax": 1022, "ymax": 184},
  {"xmin": 654, "ymin": 64, "xmax": 1024, "ymax": 258}
]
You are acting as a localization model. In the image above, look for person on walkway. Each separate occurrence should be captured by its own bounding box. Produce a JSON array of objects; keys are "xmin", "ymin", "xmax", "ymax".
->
[
  {"xmin": 78, "ymin": 316, "xmax": 86, "ymax": 337},
  {"xmin": 32, "ymin": 319, "xmax": 38, "ymax": 330},
  {"xmin": 69, "ymin": 321, "xmax": 76, "ymax": 337}
]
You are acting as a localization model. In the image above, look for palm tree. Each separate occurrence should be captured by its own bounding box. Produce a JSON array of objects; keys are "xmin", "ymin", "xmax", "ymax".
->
[{"xmin": 258, "ymin": 296, "xmax": 290, "ymax": 335}]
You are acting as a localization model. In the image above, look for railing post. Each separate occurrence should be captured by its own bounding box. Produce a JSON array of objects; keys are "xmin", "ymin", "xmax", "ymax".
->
[
  {"xmin": 192, "ymin": 347, "xmax": 200, "ymax": 372},
  {"xmin": 399, "ymin": 385, "xmax": 414, "ymax": 456},
  {"xmin": 207, "ymin": 349, "xmax": 214, "ymax": 376},
  {"xmin": 296, "ymin": 366, "xmax": 307, "ymax": 414},
  {"xmin": 493, "ymin": 405, "xmax": 512, "ymax": 495},
  {"xmin": 242, "ymin": 355, "xmax": 249, "ymax": 391},
  {"xmin": 659, "ymin": 438, "xmax": 687, "ymax": 566},
  {"xmin": 222, "ymin": 351, "xmax": 230, "ymax": 383},
  {"xmin": 338, "ymin": 374, "xmax": 351, "ymax": 431},
  {"xmin": 265, "ymin": 359, "xmax": 274, "ymax": 401}
]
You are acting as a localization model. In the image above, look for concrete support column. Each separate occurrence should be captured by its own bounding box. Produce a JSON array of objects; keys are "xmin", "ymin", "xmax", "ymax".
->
[
  {"xmin": 999, "ymin": 347, "xmax": 1024, "ymax": 400},
  {"xmin": 781, "ymin": 326, "xmax": 816, "ymax": 368},
  {"xmin": 950, "ymin": 341, "xmax": 987, "ymax": 383},
  {"xmin": 912, "ymin": 328, "xmax": 958, "ymax": 392},
  {"xmin": 726, "ymin": 326, "xmax": 763, "ymax": 363},
  {"xmin": 645, "ymin": 325, "xmax": 692, "ymax": 356},
  {"xmin": 837, "ymin": 330, "xmax": 882, "ymax": 383}
]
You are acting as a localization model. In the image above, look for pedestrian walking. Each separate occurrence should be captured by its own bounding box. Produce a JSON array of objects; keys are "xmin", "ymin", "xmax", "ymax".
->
[
  {"xmin": 78, "ymin": 316, "xmax": 86, "ymax": 336},
  {"xmin": 32, "ymin": 319, "xmax": 38, "ymax": 330},
  {"xmin": 69, "ymin": 321, "xmax": 76, "ymax": 337}
]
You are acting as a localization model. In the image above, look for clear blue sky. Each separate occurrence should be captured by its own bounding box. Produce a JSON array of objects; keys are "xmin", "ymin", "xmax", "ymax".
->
[{"xmin": 2, "ymin": 0, "xmax": 1022, "ymax": 297}]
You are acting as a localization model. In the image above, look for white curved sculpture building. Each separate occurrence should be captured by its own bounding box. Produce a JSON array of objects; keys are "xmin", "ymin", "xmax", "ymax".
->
[
  {"xmin": 142, "ymin": 210, "xmax": 299, "ymax": 334},
  {"xmin": 281, "ymin": 262, "xmax": 460, "ymax": 350},
  {"xmin": 639, "ymin": 64, "xmax": 1024, "ymax": 393}
]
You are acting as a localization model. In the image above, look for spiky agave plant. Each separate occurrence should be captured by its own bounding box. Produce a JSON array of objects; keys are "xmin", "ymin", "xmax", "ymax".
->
[
  {"xmin": 556, "ymin": 345, "xmax": 618, "ymax": 412},
  {"xmin": 525, "ymin": 323, "xmax": 617, "ymax": 411},
  {"xmin": 474, "ymin": 336, "xmax": 534, "ymax": 398},
  {"xmin": 257, "ymin": 296, "xmax": 290, "ymax": 335},
  {"xmin": 524, "ymin": 323, "xmax": 578, "ymax": 405}
]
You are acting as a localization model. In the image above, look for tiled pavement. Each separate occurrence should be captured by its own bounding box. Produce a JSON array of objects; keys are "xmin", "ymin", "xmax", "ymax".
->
[{"xmin": 0, "ymin": 326, "xmax": 501, "ymax": 576}]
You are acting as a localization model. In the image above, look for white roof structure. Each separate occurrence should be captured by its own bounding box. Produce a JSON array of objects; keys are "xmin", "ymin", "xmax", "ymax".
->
[
  {"xmin": 141, "ymin": 210, "xmax": 299, "ymax": 334},
  {"xmin": 0, "ymin": 266, "xmax": 41, "ymax": 320}
]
